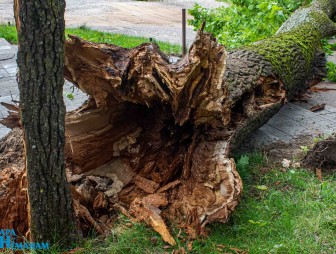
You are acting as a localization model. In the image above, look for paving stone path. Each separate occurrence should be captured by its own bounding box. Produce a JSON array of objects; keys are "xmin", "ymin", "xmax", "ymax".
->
[
  {"xmin": 1, "ymin": 38, "xmax": 336, "ymax": 153},
  {"xmin": 0, "ymin": 39, "xmax": 88, "ymax": 137}
]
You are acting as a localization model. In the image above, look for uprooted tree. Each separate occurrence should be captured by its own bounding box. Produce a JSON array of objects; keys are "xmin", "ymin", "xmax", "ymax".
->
[{"xmin": 1, "ymin": 0, "xmax": 335, "ymax": 246}]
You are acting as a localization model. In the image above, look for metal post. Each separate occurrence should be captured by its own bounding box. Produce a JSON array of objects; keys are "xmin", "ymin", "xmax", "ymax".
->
[{"xmin": 182, "ymin": 9, "xmax": 187, "ymax": 56}]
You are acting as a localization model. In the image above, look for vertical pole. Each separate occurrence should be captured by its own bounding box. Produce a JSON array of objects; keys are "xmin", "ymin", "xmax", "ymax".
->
[{"xmin": 182, "ymin": 8, "xmax": 187, "ymax": 56}]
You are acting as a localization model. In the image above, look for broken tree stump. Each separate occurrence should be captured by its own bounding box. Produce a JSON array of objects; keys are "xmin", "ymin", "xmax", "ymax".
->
[{"xmin": 1, "ymin": 0, "xmax": 336, "ymax": 245}]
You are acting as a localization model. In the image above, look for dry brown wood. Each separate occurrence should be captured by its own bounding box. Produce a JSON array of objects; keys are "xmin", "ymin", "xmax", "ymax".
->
[
  {"xmin": 129, "ymin": 197, "xmax": 176, "ymax": 246},
  {"xmin": 60, "ymin": 0, "xmax": 336, "ymax": 239},
  {"xmin": 310, "ymin": 103, "xmax": 326, "ymax": 112},
  {"xmin": 0, "ymin": 102, "xmax": 20, "ymax": 129},
  {"xmin": 1, "ymin": 0, "xmax": 336, "ymax": 245}
]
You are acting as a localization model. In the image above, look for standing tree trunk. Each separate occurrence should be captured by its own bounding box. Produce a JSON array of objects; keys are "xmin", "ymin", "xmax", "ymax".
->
[{"xmin": 14, "ymin": 0, "xmax": 76, "ymax": 245}]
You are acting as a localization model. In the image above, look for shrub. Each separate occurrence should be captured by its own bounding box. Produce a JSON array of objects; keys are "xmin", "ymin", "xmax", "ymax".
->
[{"xmin": 188, "ymin": 0, "xmax": 311, "ymax": 49}]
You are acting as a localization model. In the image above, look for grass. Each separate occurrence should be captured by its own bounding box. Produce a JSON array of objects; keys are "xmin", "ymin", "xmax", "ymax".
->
[
  {"xmin": 0, "ymin": 24, "xmax": 17, "ymax": 44},
  {"xmin": 61, "ymin": 153, "xmax": 335, "ymax": 254},
  {"xmin": 0, "ymin": 24, "xmax": 182, "ymax": 55}
]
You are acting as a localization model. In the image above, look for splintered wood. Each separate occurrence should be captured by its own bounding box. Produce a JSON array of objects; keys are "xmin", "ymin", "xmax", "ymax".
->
[
  {"xmin": 1, "ymin": 0, "xmax": 336, "ymax": 245},
  {"xmin": 61, "ymin": 30, "xmax": 245, "ymax": 244}
]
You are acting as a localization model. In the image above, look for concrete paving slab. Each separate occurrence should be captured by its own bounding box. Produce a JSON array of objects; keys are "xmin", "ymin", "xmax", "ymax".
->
[
  {"xmin": 0, "ymin": 68, "xmax": 8, "ymax": 78},
  {"xmin": 0, "ymin": 38, "xmax": 11, "ymax": 47},
  {"xmin": 241, "ymin": 129, "xmax": 275, "ymax": 149},
  {"xmin": 259, "ymin": 124, "xmax": 293, "ymax": 140},
  {"xmin": 2, "ymin": 62, "xmax": 17, "ymax": 69},
  {"xmin": 3, "ymin": 67, "xmax": 17, "ymax": 76},
  {"xmin": 292, "ymin": 99, "xmax": 336, "ymax": 115},
  {"xmin": 0, "ymin": 46, "xmax": 12, "ymax": 51},
  {"xmin": 280, "ymin": 103, "xmax": 336, "ymax": 124},
  {"xmin": 306, "ymin": 82, "xmax": 336, "ymax": 108},
  {"xmin": 0, "ymin": 52, "xmax": 16, "ymax": 61},
  {"xmin": 0, "ymin": 57, "xmax": 17, "ymax": 67},
  {"xmin": 0, "ymin": 77, "xmax": 19, "ymax": 96},
  {"xmin": 242, "ymin": 101, "xmax": 336, "ymax": 149},
  {"xmin": 0, "ymin": 126, "xmax": 11, "ymax": 138},
  {"xmin": 0, "ymin": 94, "xmax": 18, "ymax": 138}
]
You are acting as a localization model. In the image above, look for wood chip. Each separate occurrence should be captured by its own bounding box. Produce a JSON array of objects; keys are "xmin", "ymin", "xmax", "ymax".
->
[
  {"xmin": 187, "ymin": 241, "xmax": 193, "ymax": 251},
  {"xmin": 113, "ymin": 203, "xmax": 134, "ymax": 220},
  {"xmin": 185, "ymin": 225, "xmax": 198, "ymax": 240},
  {"xmin": 230, "ymin": 247, "xmax": 245, "ymax": 253},
  {"xmin": 93, "ymin": 192, "xmax": 108, "ymax": 210},
  {"xmin": 73, "ymin": 200, "xmax": 104, "ymax": 235},
  {"xmin": 0, "ymin": 102, "xmax": 19, "ymax": 112},
  {"xmin": 134, "ymin": 175, "xmax": 159, "ymax": 194},
  {"xmin": 129, "ymin": 197, "xmax": 176, "ymax": 246},
  {"xmin": 310, "ymin": 87, "xmax": 336, "ymax": 92},
  {"xmin": 310, "ymin": 103, "xmax": 326, "ymax": 112},
  {"xmin": 142, "ymin": 193, "xmax": 168, "ymax": 208},
  {"xmin": 316, "ymin": 168, "xmax": 323, "ymax": 182},
  {"xmin": 157, "ymin": 180, "xmax": 181, "ymax": 193}
]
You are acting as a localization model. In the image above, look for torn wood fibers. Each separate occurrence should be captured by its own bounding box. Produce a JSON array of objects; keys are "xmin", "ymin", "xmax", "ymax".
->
[{"xmin": 1, "ymin": 0, "xmax": 336, "ymax": 245}]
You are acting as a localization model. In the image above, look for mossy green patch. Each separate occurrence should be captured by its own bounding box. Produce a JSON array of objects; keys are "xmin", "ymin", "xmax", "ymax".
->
[
  {"xmin": 245, "ymin": 1, "xmax": 336, "ymax": 98},
  {"xmin": 309, "ymin": 10, "xmax": 336, "ymax": 37},
  {"xmin": 277, "ymin": 7, "xmax": 335, "ymax": 37},
  {"xmin": 247, "ymin": 24, "xmax": 322, "ymax": 95}
]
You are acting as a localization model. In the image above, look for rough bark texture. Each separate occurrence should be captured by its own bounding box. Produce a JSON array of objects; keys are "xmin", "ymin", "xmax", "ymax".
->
[
  {"xmin": 61, "ymin": 0, "xmax": 335, "ymax": 242},
  {"xmin": 1, "ymin": 0, "xmax": 335, "ymax": 245},
  {"xmin": 13, "ymin": 0, "xmax": 76, "ymax": 244}
]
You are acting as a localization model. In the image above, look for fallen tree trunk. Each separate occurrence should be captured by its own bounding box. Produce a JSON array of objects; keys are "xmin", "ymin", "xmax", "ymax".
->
[{"xmin": 1, "ymin": 0, "xmax": 336, "ymax": 245}]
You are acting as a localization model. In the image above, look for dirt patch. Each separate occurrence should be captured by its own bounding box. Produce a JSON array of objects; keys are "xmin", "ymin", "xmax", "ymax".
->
[
  {"xmin": 239, "ymin": 134, "xmax": 314, "ymax": 164},
  {"xmin": 303, "ymin": 134, "xmax": 336, "ymax": 171}
]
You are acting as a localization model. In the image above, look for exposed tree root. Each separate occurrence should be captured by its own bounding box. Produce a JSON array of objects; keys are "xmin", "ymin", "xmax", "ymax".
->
[{"xmin": 303, "ymin": 134, "xmax": 336, "ymax": 171}]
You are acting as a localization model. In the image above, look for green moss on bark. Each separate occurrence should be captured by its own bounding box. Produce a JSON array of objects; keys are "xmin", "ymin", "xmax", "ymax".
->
[{"xmin": 247, "ymin": 25, "xmax": 321, "ymax": 91}]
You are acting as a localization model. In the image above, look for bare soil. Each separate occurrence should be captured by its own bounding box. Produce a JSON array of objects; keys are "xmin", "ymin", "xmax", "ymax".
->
[{"xmin": 303, "ymin": 134, "xmax": 336, "ymax": 171}]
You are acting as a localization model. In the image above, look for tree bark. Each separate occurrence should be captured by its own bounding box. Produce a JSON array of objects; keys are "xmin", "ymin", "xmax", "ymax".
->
[
  {"xmin": 14, "ymin": 0, "xmax": 76, "ymax": 245},
  {"xmin": 1, "ymin": 0, "xmax": 335, "ymax": 245},
  {"xmin": 61, "ymin": 0, "xmax": 336, "ymax": 242}
]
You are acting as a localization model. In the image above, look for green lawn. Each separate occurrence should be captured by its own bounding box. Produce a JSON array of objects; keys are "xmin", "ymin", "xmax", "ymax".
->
[
  {"xmin": 55, "ymin": 154, "xmax": 335, "ymax": 254},
  {"xmin": 0, "ymin": 24, "xmax": 182, "ymax": 55}
]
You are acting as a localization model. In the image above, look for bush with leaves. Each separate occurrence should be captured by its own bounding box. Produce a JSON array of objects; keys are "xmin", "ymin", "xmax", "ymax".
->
[
  {"xmin": 326, "ymin": 61, "xmax": 336, "ymax": 82},
  {"xmin": 189, "ymin": 0, "xmax": 311, "ymax": 49}
]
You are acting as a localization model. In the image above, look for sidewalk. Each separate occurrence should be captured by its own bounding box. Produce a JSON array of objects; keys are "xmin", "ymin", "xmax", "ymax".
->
[{"xmin": 0, "ymin": 38, "xmax": 88, "ymax": 138}]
